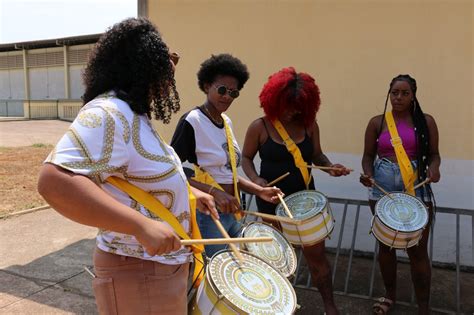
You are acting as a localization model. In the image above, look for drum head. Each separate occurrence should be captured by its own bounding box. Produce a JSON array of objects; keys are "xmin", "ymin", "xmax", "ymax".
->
[
  {"xmin": 208, "ymin": 250, "xmax": 296, "ymax": 314},
  {"xmin": 275, "ymin": 190, "xmax": 327, "ymax": 220},
  {"xmin": 241, "ymin": 222, "xmax": 297, "ymax": 277},
  {"xmin": 375, "ymin": 192, "xmax": 428, "ymax": 232}
]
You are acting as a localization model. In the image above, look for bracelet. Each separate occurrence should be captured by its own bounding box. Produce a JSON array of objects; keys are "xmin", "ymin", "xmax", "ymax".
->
[{"xmin": 208, "ymin": 186, "xmax": 215, "ymax": 194}]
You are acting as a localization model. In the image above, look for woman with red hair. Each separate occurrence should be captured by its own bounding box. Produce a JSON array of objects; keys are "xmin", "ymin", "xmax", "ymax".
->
[{"xmin": 242, "ymin": 67, "xmax": 350, "ymax": 315}]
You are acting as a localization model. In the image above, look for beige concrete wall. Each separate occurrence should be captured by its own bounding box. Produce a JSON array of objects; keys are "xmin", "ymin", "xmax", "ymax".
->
[{"xmin": 148, "ymin": 0, "xmax": 473, "ymax": 160}]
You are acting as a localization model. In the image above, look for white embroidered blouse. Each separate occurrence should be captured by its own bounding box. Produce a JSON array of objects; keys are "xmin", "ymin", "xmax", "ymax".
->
[{"xmin": 46, "ymin": 92, "xmax": 192, "ymax": 265}]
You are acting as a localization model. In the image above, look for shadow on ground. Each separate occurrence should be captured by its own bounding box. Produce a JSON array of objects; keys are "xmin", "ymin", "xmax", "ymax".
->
[{"xmin": 0, "ymin": 239, "xmax": 97, "ymax": 314}]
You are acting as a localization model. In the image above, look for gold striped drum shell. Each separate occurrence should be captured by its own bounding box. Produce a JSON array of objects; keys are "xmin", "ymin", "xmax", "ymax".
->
[
  {"xmin": 189, "ymin": 250, "xmax": 297, "ymax": 315},
  {"xmin": 372, "ymin": 192, "xmax": 429, "ymax": 249},
  {"xmin": 239, "ymin": 222, "xmax": 297, "ymax": 278},
  {"xmin": 275, "ymin": 190, "xmax": 335, "ymax": 246}
]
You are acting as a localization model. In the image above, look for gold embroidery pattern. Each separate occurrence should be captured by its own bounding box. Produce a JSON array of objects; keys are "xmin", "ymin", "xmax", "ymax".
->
[
  {"xmin": 62, "ymin": 110, "xmax": 128, "ymax": 181},
  {"xmin": 175, "ymin": 211, "xmax": 191, "ymax": 224},
  {"xmin": 124, "ymin": 167, "xmax": 177, "ymax": 183},
  {"xmin": 78, "ymin": 112, "xmax": 102, "ymax": 129},
  {"xmin": 132, "ymin": 115, "xmax": 175, "ymax": 164},
  {"xmin": 102, "ymin": 106, "xmax": 131, "ymax": 144}
]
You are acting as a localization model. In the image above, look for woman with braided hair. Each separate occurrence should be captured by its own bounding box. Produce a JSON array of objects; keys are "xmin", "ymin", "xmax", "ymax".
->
[
  {"xmin": 360, "ymin": 74, "xmax": 441, "ymax": 314},
  {"xmin": 38, "ymin": 18, "xmax": 218, "ymax": 314}
]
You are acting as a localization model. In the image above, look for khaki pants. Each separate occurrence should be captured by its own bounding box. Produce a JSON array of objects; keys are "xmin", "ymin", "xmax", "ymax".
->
[{"xmin": 92, "ymin": 248, "xmax": 189, "ymax": 315}]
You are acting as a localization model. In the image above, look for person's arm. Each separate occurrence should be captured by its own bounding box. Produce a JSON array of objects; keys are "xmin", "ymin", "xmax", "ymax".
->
[
  {"xmin": 38, "ymin": 163, "xmax": 181, "ymax": 256},
  {"xmin": 360, "ymin": 116, "xmax": 380, "ymax": 186},
  {"xmin": 310, "ymin": 121, "xmax": 351, "ymax": 177},
  {"xmin": 238, "ymin": 176, "xmax": 282, "ymax": 204},
  {"xmin": 425, "ymin": 114, "xmax": 441, "ymax": 183},
  {"xmin": 241, "ymin": 119, "xmax": 267, "ymax": 186}
]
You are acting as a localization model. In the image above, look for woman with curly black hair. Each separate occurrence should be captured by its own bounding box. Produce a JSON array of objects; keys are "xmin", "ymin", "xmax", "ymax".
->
[
  {"xmin": 38, "ymin": 18, "xmax": 217, "ymax": 314},
  {"xmin": 360, "ymin": 74, "xmax": 440, "ymax": 315},
  {"xmin": 171, "ymin": 54, "xmax": 281, "ymax": 257}
]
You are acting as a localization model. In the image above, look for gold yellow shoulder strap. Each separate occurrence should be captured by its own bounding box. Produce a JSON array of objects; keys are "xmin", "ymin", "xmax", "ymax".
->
[
  {"xmin": 385, "ymin": 111, "xmax": 416, "ymax": 195},
  {"xmin": 105, "ymin": 176, "xmax": 205, "ymax": 287},
  {"xmin": 272, "ymin": 119, "xmax": 311, "ymax": 189}
]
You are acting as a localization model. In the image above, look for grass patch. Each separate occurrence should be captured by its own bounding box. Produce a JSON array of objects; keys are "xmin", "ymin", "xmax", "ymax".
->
[{"xmin": 0, "ymin": 146, "xmax": 53, "ymax": 216}]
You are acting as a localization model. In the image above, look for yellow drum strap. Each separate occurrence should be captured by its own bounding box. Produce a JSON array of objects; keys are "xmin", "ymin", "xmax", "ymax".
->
[
  {"xmin": 192, "ymin": 165, "xmax": 241, "ymax": 220},
  {"xmin": 272, "ymin": 119, "xmax": 311, "ymax": 189},
  {"xmin": 223, "ymin": 116, "xmax": 241, "ymax": 219},
  {"xmin": 385, "ymin": 111, "xmax": 416, "ymax": 196},
  {"xmin": 106, "ymin": 176, "xmax": 205, "ymax": 288}
]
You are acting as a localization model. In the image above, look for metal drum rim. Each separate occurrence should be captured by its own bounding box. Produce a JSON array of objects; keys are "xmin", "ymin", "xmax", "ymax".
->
[
  {"xmin": 205, "ymin": 249, "xmax": 297, "ymax": 314},
  {"xmin": 374, "ymin": 191, "xmax": 428, "ymax": 232},
  {"xmin": 275, "ymin": 189, "xmax": 329, "ymax": 221},
  {"xmin": 240, "ymin": 221, "xmax": 298, "ymax": 277}
]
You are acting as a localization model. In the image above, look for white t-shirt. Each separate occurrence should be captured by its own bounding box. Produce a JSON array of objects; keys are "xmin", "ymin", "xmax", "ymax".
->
[
  {"xmin": 170, "ymin": 107, "xmax": 241, "ymax": 184},
  {"xmin": 46, "ymin": 92, "xmax": 192, "ymax": 265}
]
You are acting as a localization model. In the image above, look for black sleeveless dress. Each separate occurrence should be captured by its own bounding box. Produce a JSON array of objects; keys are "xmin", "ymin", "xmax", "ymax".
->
[{"xmin": 256, "ymin": 120, "xmax": 315, "ymax": 214}]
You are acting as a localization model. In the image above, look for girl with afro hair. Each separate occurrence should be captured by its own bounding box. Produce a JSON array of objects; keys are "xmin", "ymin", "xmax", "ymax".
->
[
  {"xmin": 38, "ymin": 18, "xmax": 218, "ymax": 314},
  {"xmin": 242, "ymin": 67, "xmax": 351, "ymax": 315},
  {"xmin": 171, "ymin": 54, "xmax": 282, "ymax": 257}
]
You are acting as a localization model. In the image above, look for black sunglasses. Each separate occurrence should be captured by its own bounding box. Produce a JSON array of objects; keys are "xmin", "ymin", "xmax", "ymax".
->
[{"xmin": 214, "ymin": 85, "xmax": 240, "ymax": 98}]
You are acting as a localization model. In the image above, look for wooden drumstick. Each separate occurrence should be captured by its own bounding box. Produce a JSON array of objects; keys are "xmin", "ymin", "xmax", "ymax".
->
[
  {"xmin": 211, "ymin": 215, "xmax": 244, "ymax": 264},
  {"xmin": 277, "ymin": 193, "xmax": 294, "ymax": 219},
  {"xmin": 181, "ymin": 237, "xmax": 272, "ymax": 246},
  {"xmin": 361, "ymin": 173, "xmax": 394, "ymax": 200},
  {"xmin": 242, "ymin": 210, "xmax": 301, "ymax": 225},
  {"xmin": 413, "ymin": 178, "xmax": 431, "ymax": 191},
  {"xmin": 307, "ymin": 164, "xmax": 354, "ymax": 172},
  {"xmin": 266, "ymin": 172, "xmax": 290, "ymax": 187}
]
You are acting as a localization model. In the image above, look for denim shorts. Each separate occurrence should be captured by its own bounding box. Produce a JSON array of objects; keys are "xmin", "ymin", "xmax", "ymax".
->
[
  {"xmin": 197, "ymin": 211, "xmax": 242, "ymax": 258},
  {"xmin": 369, "ymin": 158, "xmax": 431, "ymax": 202}
]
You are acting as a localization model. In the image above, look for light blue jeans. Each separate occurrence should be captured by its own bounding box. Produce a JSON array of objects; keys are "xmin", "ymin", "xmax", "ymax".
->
[
  {"xmin": 369, "ymin": 158, "xmax": 431, "ymax": 202},
  {"xmin": 197, "ymin": 211, "xmax": 242, "ymax": 258}
]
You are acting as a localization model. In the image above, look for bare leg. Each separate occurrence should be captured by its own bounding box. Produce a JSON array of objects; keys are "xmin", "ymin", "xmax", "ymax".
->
[
  {"xmin": 302, "ymin": 241, "xmax": 339, "ymax": 315},
  {"xmin": 406, "ymin": 202, "xmax": 433, "ymax": 315},
  {"xmin": 370, "ymin": 200, "xmax": 398, "ymax": 303}
]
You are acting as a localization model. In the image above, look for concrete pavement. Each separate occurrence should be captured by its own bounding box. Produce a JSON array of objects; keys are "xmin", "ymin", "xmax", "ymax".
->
[
  {"xmin": 0, "ymin": 120, "xmax": 70, "ymax": 147},
  {"xmin": 0, "ymin": 209, "xmax": 97, "ymax": 314}
]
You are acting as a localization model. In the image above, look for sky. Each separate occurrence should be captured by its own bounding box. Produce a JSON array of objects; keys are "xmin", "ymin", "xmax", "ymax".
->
[{"xmin": 0, "ymin": 0, "xmax": 137, "ymax": 44}]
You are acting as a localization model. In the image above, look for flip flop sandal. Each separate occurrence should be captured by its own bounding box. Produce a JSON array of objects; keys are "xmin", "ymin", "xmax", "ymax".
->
[{"xmin": 372, "ymin": 297, "xmax": 394, "ymax": 315}]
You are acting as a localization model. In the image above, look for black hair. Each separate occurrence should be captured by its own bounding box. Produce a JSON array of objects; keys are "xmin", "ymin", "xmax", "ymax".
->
[
  {"xmin": 197, "ymin": 54, "xmax": 249, "ymax": 92},
  {"xmin": 82, "ymin": 18, "xmax": 179, "ymax": 123},
  {"xmin": 379, "ymin": 74, "xmax": 435, "ymax": 206}
]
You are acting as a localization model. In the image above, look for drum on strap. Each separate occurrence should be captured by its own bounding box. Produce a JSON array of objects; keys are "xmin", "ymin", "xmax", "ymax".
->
[
  {"xmin": 189, "ymin": 250, "xmax": 297, "ymax": 314},
  {"xmin": 371, "ymin": 192, "xmax": 428, "ymax": 249},
  {"xmin": 239, "ymin": 222, "xmax": 297, "ymax": 278},
  {"xmin": 275, "ymin": 190, "xmax": 335, "ymax": 246}
]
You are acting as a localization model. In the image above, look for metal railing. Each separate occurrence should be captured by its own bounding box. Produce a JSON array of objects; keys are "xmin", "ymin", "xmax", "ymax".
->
[{"xmin": 242, "ymin": 194, "xmax": 474, "ymax": 314}]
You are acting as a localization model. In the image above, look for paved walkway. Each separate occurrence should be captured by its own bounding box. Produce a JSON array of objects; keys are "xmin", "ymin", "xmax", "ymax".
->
[{"xmin": 0, "ymin": 120, "xmax": 70, "ymax": 147}]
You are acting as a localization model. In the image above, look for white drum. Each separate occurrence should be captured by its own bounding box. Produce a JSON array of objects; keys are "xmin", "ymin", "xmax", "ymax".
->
[
  {"xmin": 239, "ymin": 222, "xmax": 297, "ymax": 278},
  {"xmin": 189, "ymin": 250, "xmax": 297, "ymax": 314},
  {"xmin": 371, "ymin": 192, "xmax": 429, "ymax": 249},
  {"xmin": 275, "ymin": 190, "xmax": 335, "ymax": 246}
]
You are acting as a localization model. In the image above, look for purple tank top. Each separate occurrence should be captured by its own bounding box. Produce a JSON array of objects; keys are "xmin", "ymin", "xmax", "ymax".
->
[{"xmin": 377, "ymin": 120, "xmax": 417, "ymax": 159}]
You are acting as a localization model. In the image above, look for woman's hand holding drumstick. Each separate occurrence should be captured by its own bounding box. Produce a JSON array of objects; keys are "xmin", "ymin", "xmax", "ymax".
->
[
  {"xmin": 360, "ymin": 173, "xmax": 395, "ymax": 200},
  {"xmin": 308, "ymin": 164, "xmax": 353, "ymax": 177}
]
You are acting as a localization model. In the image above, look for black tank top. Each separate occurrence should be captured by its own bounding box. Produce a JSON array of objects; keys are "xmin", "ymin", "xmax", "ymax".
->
[{"xmin": 256, "ymin": 119, "xmax": 315, "ymax": 214}]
